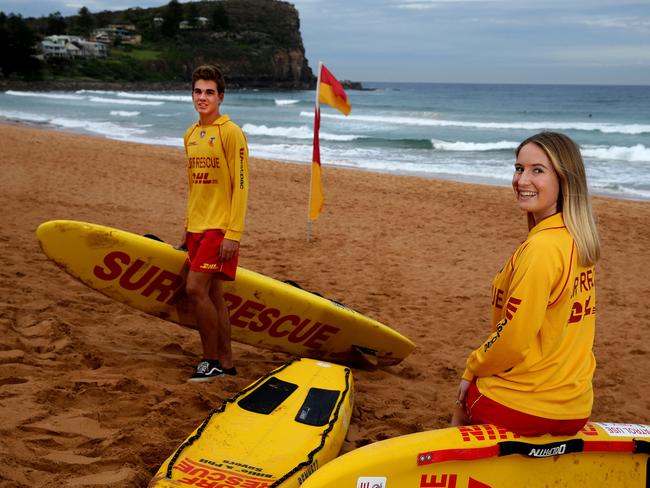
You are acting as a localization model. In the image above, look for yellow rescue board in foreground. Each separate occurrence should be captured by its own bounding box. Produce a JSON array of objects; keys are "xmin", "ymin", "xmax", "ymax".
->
[
  {"xmin": 301, "ymin": 422, "xmax": 650, "ymax": 487},
  {"xmin": 149, "ymin": 358, "xmax": 354, "ymax": 487},
  {"xmin": 36, "ymin": 220, "xmax": 415, "ymax": 366}
]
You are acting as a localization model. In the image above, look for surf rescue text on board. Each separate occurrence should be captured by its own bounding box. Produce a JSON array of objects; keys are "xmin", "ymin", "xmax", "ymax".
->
[{"xmin": 92, "ymin": 251, "xmax": 340, "ymax": 349}]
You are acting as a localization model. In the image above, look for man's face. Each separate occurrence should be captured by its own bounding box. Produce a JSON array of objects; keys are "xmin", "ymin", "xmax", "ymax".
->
[{"xmin": 192, "ymin": 79, "xmax": 224, "ymax": 121}]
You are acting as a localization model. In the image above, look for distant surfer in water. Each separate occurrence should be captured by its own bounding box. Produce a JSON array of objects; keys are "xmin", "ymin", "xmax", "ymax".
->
[
  {"xmin": 452, "ymin": 132, "xmax": 600, "ymax": 435},
  {"xmin": 179, "ymin": 64, "xmax": 249, "ymax": 382}
]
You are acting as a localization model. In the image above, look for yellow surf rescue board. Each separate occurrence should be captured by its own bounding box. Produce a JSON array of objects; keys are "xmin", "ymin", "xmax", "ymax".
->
[
  {"xmin": 301, "ymin": 422, "xmax": 650, "ymax": 487},
  {"xmin": 36, "ymin": 220, "xmax": 415, "ymax": 366},
  {"xmin": 149, "ymin": 358, "xmax": 354, "ymax": 487}
]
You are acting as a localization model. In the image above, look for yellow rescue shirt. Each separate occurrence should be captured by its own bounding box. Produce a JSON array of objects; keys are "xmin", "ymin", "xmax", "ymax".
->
[
  {"xmin": 463, "ymin": 213, "xmax": 596, "ymax": 419},
  {"xmin": 183, "ymin": 115, "xmax": 249, "ymax": 241}
]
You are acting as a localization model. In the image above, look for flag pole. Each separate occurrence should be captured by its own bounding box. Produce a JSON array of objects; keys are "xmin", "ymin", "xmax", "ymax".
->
[{"xmin": 307, "ymin": 60, "xmax": 323, "ymax": 242}]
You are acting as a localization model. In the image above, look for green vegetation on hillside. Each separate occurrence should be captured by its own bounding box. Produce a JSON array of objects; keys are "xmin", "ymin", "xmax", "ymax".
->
[{"xmin": 0, "ymin": 0, "xmax": 314, "ymax": 88}]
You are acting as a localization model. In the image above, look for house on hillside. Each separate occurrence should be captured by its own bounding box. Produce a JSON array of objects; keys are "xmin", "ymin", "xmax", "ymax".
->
[
  {"xmin": 179, "ymin": 17, "xmax": 210, "ymax": 30},
  {"xmin": 40, "ymin": 35, "xmax": 107, "ymax": 59},
  {"xmin": 92, "ymin": 24, "xmax": 141, "ymax": 45}
]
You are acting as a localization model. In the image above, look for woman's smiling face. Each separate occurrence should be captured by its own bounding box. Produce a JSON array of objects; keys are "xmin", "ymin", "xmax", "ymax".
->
[{"xmin": 513, "ymin": 142, "xmax": 560, "ymax": 224}]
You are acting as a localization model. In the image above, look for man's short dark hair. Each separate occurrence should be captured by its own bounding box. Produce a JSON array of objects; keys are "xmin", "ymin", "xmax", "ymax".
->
[{"xmin": 192, "ymin": 64, "xmax": 226, "ymax": 94}]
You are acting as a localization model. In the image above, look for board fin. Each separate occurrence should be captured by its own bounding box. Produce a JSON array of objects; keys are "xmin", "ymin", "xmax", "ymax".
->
[
  {"xmin": 144, "ymin": 233, "xmax": 165, "ymax": 242},
  {"xmin": 353, "ymin": 345, "xmax": 379, "ymax": 368}
]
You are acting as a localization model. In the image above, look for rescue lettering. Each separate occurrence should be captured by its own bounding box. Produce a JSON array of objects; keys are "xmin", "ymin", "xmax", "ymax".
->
[
  {"xmin": 174, "ymin": 457, "xmax": 272, "ymax": 487},
  {"xmin": 93, "ymin": 251, "xmax": 341, "ymax": 349},
  {"xmin": 93, "ymin": 251, "xmax": 184, "ymax": 304},
  {"xmin": 224, "ymin": 293, "xmax": 340, "ymax": 349},
  {"xmin": 491, "ymin": 287, "xmax": 504, "ymax": 309},
  {"xmin": 571, "ymin": 269, "xmax": 594, "ymax": 298},
  {"xmin": 188, "ymin": 156, "xmax": 220, "ymax": 168}
]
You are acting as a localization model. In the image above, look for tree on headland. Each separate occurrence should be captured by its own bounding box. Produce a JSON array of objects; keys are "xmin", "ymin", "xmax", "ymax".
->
[
  {"xmin": 0, "ymin": 13, "xmax": 42, "ymax": 79},
  {"xmin": 46, "ymin": 11, "xmax": 67, "ymax": 34},
  {"xmin": 186, "ymin": 2, "xmax": 199, "ymax": 28},
  {"xmin": 161, "ymin": 0, "xmax": 183, "ymax": 38},
  {"xmin": 75, "ymin": 6, "xmax": 94, "ymax": 37},
  {"xmin": 212, "ymin": 4, "xmax": 230, "ymax": 30}
]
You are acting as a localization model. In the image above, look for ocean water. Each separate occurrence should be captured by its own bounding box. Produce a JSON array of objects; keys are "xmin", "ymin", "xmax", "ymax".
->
[{"xmin": 1, "ymin": 82, "xmax": 649, "ymax": 200}]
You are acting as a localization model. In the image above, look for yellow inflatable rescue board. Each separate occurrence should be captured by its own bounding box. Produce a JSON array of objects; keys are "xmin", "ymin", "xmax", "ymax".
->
[
  {"xmin": 149, "ymin": 358, "xmax": 354, "ymax": 487},
  {"xmin": 301, "ymin": 422, "xmax": 650, "ymax": 487}
]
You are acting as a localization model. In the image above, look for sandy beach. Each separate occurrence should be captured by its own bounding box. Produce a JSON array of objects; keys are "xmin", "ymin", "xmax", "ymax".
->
[{"xmin": 1, "ymin": 122, "xmax": 648, "ymax": 487}]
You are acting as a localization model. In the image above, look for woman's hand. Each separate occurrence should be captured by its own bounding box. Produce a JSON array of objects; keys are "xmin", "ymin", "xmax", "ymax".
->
[
  {"xmin": 457, "ymin": 378, "xmax": 471, "ymax": 405},
  {"xmin": 451, "ymin": 378, "xmax": 471, "ymax": 426}
]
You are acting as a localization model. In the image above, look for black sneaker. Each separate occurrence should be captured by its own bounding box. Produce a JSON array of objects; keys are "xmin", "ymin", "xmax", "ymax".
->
[
  {"xmin": 188, "ymin": 360, "xmax": 224, "ymax": 382},
  {"xmin": 222, "ymin": 366, "xmax": 237, "ymax": 376}
]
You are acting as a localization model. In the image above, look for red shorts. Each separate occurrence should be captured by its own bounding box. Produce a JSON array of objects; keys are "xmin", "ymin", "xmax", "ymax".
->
[
  {"xmin": 466, "ymin": 380, "xmax": 588, "ymax": 436},
  {"xmin": 185, "ymin": 230, "xmax": 238, "ymax": 281}
]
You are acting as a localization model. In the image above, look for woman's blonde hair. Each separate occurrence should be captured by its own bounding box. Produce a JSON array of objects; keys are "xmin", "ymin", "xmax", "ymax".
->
[{"xmin": 516, "ymin": 132, "xmax": 600, "ymax": 266}]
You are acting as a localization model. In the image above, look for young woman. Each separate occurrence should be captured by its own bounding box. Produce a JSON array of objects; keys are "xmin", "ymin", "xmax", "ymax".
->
[{"xmin": 452, "ymin": 131, "xmax": 600, "ymax": 436}]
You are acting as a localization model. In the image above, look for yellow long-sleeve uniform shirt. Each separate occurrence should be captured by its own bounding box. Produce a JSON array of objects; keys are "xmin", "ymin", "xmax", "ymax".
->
[
  {"xmin": 184, "ymin": 115, "xmax": 249, "ymax": 241},
  {"xmin": 463, "ymin": 213, "xmax": 596, "ymax": 419}
]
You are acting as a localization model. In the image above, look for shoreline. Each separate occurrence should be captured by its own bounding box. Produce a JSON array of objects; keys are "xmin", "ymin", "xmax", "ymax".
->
[
  {"xmin": 0, "ymin": 79, "xmax": 313, "ymax": 92},
  {"xmin": 2, "ymin": 119, "xmax": 648, "ymax": 203}
]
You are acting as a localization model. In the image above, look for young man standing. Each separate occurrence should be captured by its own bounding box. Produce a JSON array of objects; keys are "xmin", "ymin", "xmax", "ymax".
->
[{"xmin": 181, "ymin": 64, "xmax": 249, "ymax": 382}]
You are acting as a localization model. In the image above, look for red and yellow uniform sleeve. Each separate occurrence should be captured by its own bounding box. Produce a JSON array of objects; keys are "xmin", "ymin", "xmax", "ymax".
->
[
  {"xmin": 221, "ymin": 122, "xmax": 248, "ymax": 241},
  {"xmin": 463, "ymin": 240, "xmax": 561, "ymax": 380}
]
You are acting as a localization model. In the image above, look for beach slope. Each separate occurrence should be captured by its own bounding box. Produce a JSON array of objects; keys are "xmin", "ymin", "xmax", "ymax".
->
[{"xmin": 0, "ymin": 124, "xmax": 648, "ymax": 486}]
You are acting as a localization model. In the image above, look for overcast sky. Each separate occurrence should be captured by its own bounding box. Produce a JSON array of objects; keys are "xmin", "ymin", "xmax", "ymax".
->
[{"xmin": 1, "ymin": 0, "xmax": 648, "ymax": 85}]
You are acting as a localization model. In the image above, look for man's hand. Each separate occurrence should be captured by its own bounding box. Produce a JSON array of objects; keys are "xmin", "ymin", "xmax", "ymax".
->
[
  {"xmin": 220, "ymin": 238, "xmax": 240, "ymax": 261},
  {"xmin": 174, "ymin": 231, "xmax": 187, "ymax": 251}
]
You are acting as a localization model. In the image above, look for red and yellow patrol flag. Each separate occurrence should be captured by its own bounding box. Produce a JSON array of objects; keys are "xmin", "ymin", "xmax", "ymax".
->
[
  {"xmin": 309, "ymin": 63, "xmax": 351, "ymax": 223},
  {"xmin": 319, "ymin": 64, "xmax": 352, "ymax": 116}
]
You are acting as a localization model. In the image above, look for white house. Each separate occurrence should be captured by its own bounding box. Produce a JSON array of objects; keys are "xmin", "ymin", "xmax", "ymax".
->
[
  {"xmin": 41, "ymin": 35, "xmax": 107, "ymax": 58},
  {"xmin": 41, "ymin": 35, "xmax": 82, "ymax": 58}
]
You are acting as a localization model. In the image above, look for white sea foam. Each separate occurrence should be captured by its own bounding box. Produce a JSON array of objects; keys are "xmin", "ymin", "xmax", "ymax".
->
[
  {"xmin": 5, "ymin": 90, "xmax": 85, "ymax": 101},
  {"xmin": 242, "ymin": 123, "xmax": 360, "ymax": 141},
  {"xmin": 76, "ymin": 89, "xmax": 117, "ymax": 95},
  {"xmin": 583, "ymin": 144, "xmax": 650, "ymax": 163},
  {"xmin": 590, "ymin": 182, "xmax": 650, "ymax": 200},
  {"xmin": 116, "ymin": 91, "xmax": 191, "ymax": 102},
  {"xmin": 89, "ymin": 96, "xmax": 164, "ymax": 106},
  {"xmin": 430, "ymin": 139, "xmax": 650, "ymax": 162},
  {"xmin": 49, "ymin": 117, "xmax": 148, "ymax": 138},
  {"xmin": 0, "ymin": 109, "xmax": 50, "ymax": 123},
  {"xmin": 248, "ymin": 142, "xmax": 311, "ymax": 163},
  {"xmin": 113, "ymin": 134, "xmax": 184, "ymax": 147},
  {"xmin": 300, "ymin": 111, "xmax": 650, "ymax": 135},
  {"xmin": 432, "ymin": 139, "xmax": 519, "ymax": 151},
  {"xmin": 110, "ymin": 110, "xmax": 141, "ymax": 117},
  {"xmin": 275, "ymin": 99, "xmax": 300, "ymax": 106}
]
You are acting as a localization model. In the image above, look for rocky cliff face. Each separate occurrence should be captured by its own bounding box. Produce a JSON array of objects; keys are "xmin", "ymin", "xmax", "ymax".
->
[
  {"xmin": 176, "ymin": 0, "xmax": 315, "ymax": 89},
  {"xmin": 15, "ymin": 0, "xmax": 316, "ymax": 90}
]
